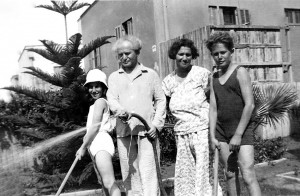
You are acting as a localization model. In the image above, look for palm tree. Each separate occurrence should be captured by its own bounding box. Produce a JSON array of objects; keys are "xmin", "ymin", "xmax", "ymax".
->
[
  {"xmin": 2, "ymin": 33, "xmax": 114, "ymax": 131},
  {"xmin": 3, "ymin": 33, "xmax": 114, "ymax": 106},
  {"xmin": 1, "ymin": 33, "xmax": 115, "ymax": 192},
  {"xmin": 36, "ymin": 1, "xmax": 90, "ymax": 44},
  {"xmin": 251, "ymin": 83, "xmax": 298, "ymax": 132}
]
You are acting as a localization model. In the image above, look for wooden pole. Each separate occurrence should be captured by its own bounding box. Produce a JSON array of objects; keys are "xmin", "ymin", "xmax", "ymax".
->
[
  {"xmin": 213, "ymin": 148, "xmax": 219, "ymax": 196},
  {"xmin": 55, "ymin": 156, "xmax": 79, "ymax": 196}
]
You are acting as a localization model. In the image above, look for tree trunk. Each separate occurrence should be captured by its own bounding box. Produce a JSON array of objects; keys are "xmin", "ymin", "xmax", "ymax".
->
[{"xmin": 64, "ymin": 15, "xmax": 68, "ymax": 44}]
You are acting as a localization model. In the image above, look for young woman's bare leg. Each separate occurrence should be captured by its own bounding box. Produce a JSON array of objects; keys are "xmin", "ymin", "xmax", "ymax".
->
[{"xmin": 95, "ymin": 151, "xmax": 121, "ymax": 196}]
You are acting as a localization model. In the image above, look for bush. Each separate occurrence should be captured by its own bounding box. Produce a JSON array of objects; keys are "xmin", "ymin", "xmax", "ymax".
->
[{"xmin": 254, "ymin": 136, "xmax": 286, "ymax": 164}]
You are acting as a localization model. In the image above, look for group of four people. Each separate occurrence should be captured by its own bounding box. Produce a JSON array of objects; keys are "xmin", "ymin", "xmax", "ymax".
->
[{"xmin": 76, "ymin": 32, "xmax": 261, "ymax": 196}]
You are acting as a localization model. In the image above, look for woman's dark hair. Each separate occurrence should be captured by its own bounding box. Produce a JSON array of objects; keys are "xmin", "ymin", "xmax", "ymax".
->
[
  {"xmin": 168, "ymin": 38, "xmax": 199, "ymax": 60},
  {"xmin": 206, "ymin": 31, "xmax": 234, "ymax": 52},
  {"xmin": 85, "ymin": 81, "xmax": 108, "ymax": 100}
]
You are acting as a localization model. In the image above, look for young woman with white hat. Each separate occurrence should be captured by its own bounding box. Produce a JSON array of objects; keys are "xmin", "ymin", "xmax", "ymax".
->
[{"xmin": 76, "ymin": 69, "xmax": 121, "ymax": 196}]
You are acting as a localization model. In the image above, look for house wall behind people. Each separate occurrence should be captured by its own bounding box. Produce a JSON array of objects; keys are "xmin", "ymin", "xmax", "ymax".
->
[
  {"xmin": 154, "ymin": 0, "xmax": 300, "ymax": 81},
  {"xmin": 79, "ymin": 0, "xmax": 156, "ymax": 76},
  {"xmin": 79, "ymin": 0, "xmax": 300, "ymax": 81}
]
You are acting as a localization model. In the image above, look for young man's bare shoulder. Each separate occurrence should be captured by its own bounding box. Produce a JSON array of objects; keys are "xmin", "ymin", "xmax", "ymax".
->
[
  {"xmin": 237, "ymin": 66, "xmax": 249, "ymax": 76},
  {"xmin": 237, "ymin": 66, "xmax": 251, "ymax": 83}
]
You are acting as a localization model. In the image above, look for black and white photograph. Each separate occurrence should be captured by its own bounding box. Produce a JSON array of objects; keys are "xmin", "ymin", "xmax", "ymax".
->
[{"xmin": 1, "ymin": 0, "xmax": 300, "ymax": 196}]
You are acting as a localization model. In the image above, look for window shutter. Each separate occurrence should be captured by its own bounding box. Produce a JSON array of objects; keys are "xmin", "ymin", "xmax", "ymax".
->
[
  {"xmin": 239, "ymin": 9, "xmax": 250, "ymax": 25},
  {"xmin": 209, "ymin": 6, "xmax": 218, "ymax": 25},
  {"xmin": 219, "ymin": 7, "xmax": 224, "ymax": 25},
  {"xmin": 245, "ymin": 10, "xmax": 250, "ymax": 24},
  {"xmin": 127, "ymin": 19, "xmax": 133, "ymax": 35}
]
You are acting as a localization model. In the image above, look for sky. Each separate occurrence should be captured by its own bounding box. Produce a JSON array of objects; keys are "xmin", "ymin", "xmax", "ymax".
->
[{"xmin": 0, "ymin": 0, "xmax": 94, "ymax": 102}]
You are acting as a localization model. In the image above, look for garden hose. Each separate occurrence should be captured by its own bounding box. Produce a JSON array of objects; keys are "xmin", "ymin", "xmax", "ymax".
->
[{"xmin": 130, "ymin": 113, "xmax": 168, "ymax": 196}]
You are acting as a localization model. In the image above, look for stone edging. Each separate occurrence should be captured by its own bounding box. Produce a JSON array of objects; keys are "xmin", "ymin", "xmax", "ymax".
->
[
  {"xmin": 276, "ymin": 171, "xmax": 300, "ymax": 182},
  {"xmin": 254, "ymin": 158, "xmax": 287, "ymax": 168},
  {"xmin": 44, "ymin": 177, "xmax": 175, "ymax": 196}
]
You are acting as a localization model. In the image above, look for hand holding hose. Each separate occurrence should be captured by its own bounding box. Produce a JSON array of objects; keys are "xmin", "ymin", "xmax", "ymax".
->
[
  {"xmin": 145, "ymin": 124, "xmax": 158, "ymax": 139},
  {"xmin": 118, "ymin": 111, "xmax": 132, "ymax": 123},
  {"xmin": 129, "ymin": 113, "xmax": 168, "ymax": 196}
]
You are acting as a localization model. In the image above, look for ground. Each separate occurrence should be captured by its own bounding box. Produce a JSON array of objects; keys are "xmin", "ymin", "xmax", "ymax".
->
[
  {"xmin": 160, "ymin": 132, "xmax": 300, "ymax": 196},
  {"xmin": 253, "ymin": 133, "xmax": 300, "ymax": 195},
  {"xmin": 41, "ymin": 133, "xmax": 300, "ymax": 196}
]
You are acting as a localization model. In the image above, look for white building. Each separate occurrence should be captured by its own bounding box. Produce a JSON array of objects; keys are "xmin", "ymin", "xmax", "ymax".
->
[{"xmin": 17, "ymin": 45, "xmax": 58, "ymax": 91}]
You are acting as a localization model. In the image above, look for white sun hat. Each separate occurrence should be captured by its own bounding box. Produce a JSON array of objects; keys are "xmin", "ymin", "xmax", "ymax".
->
[{"xmin": 84, "ymin": 69, "xmax": 108, "ymax": 88}]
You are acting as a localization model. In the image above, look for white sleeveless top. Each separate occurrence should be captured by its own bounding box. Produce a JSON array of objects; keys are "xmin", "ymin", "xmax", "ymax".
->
[{"xmin": 86, "ymin": 98, "xmax": 112, "ymax": 133}]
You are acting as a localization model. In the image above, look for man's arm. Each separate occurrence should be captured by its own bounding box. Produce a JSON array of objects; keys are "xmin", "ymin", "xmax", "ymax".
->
[
  {"xmin": 106, "ymin": 73, "xmax": 126, "ymax": 116},
  {"xmin": 151, "ymin": 72, "xmax": 166, "ymax": 132}
]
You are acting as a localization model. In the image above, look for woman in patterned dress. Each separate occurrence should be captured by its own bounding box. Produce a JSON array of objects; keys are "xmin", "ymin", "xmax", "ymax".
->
[{"xmin": 162, "ymin": 38, "xmax": 222, "ymax": 196}]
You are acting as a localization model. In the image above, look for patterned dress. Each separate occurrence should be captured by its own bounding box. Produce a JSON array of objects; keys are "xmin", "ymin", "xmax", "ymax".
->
[{"xmin": 162, "ymin": 65, "xmax": 222, "ymax": 196}]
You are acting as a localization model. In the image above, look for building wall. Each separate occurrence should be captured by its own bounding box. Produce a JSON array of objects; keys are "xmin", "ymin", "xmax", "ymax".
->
[
  {"xmin": 289, "ymin": 26, "xmax": 300, "ymax": 81},
  {"xmin": 79, "ymin": 0, "xmax": 300, "ymax": 80},
  {"xmin": 79, "ymin": 0, "xmax": 156, "ymax": 76},
  {"xmin": 18, "ymin": 47, "xmax": 56, "ymax": 91},
  {"xmin": 153, "ymin": 0, "xmax": 300, "ymax": 81},
  {"xmin": 154, "ymin": 0, "xmax": 300, "ymax": 41}
]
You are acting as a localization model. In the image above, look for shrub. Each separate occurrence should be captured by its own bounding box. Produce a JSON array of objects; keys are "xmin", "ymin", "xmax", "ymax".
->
[{"xmin": 254, "ymin": 136, "xmax": 286, "ymax": 164}]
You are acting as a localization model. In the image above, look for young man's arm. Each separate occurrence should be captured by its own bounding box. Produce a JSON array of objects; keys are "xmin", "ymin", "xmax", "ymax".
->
[{"xmin": 229, "ymin": 67, "xmax": 255, "ymax": 151}]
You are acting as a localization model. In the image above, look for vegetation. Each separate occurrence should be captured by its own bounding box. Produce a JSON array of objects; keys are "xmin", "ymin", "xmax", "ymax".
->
[
  {"xmin": 0, "ymin": 33, "xmax": 114, "ymax": 195},
  {"xmin": 254, "ymin": 137, "xmax": 286, "ymax": 164},
  {"xmin": 36, "ymin": 1, "xmax": 90, "ymax": 43}
]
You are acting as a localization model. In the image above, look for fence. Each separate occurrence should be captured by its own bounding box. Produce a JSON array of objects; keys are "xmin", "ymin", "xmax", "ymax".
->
[
  {"xmin": 158, "ymin": 25, "xmax": 291, "ymax": 83},
  {"xmin": 158, "ymin": 25, "xmax": 296, "ymax": 139}
]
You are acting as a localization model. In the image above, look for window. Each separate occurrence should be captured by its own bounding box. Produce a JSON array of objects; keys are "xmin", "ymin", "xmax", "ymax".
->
[
  {"xmin": 88, "ymin": 47, "xmax": 101, "ymax": 69},
  {"xmin": 209, "ymin": 6, "xmax": 249, "ymax": 25},
  {"xmin": 115, "ymin": 18, "xmax": 133, "ymax": 39},
  {"xmin": 221, "ymin": 6, "xmax": 237, "ymax": 25},
  {"xmin": 94, "ymin": 47, "xmax": 101, "ymax": 69},
  {"xmin": 285, "ymin": 9, "xmax": 300, "ymax": 24},
  {"xmin": 239, "ymin": 9, "xmax": 250, "ymax": 25}
]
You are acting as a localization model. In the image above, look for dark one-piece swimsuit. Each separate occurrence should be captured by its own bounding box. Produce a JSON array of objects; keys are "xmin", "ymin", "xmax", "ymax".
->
[{"xmin": 213, "ymin": 66, "xmax": 254, "ymax": 145}]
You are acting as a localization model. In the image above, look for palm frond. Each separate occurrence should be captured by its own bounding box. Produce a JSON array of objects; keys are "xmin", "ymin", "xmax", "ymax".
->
[
  {"xmin": 51, "ymin": 0, "xmax": 72, "ymax": 15},
  {"xmin": 64, "ymin": 33, "xmax": 82, "ymax": 56},
  {"xmin": 59, "ymin": 57, "xmax": 84, "ymax": 86},
  {"xmin": 26, "ymin": 40, "xmax": 67, "ymax": 66},
  {"xmin": 251, "ymin": 83, "xmax": 298, "ymax": 127},
  {"xmin": 68, "ymin": 2, "xmax": 90, "ymax": 12},
  {"xmin": 78, "ymin": 35, "xmax": 115, "ymax": 58},
  {"xmin": 2, "ymin": 86, "xmax": 69, "ymax": 109},
  {"xmin": 35, "ymin": 4, "xmax": 61, "ymax": 14},
  {"xmin": 40, "ymin": 40, "xmax": 64, "ymax": 56},
  {"xmin": 23, "ymin": 66, "xmax": 66, "ymax": 87},
  {"xmin": 50, "ymin": 1, "xmax": 90, "ymax": 15}
]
